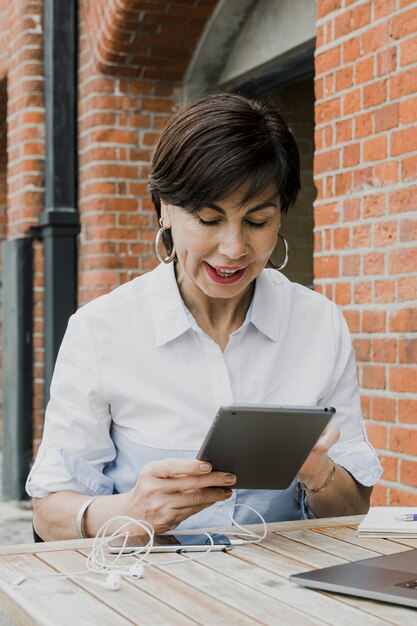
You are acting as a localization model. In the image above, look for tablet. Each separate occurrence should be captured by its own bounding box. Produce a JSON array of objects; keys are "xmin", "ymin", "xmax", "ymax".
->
[{"xmin": 196, "ymin": 404, "xmax": 335, "ymax": 490}]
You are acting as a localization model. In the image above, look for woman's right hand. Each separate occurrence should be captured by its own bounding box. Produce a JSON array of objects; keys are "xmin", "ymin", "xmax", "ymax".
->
[{"xmin": 128, "ymin": 458, "xmax": 236, "ymax": 533}]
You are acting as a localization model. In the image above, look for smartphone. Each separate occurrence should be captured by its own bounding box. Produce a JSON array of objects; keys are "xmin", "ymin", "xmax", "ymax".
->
[{"xmin": 108, "ymin": 532, "xmax": 232, "ymax": 554}]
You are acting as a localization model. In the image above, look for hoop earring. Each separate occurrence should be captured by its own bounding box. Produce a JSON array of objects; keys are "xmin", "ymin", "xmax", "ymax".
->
[
  {"xmin": 155, "ymin": 218, "xmax": 176, "ymax": 264},
  {"xmin": 267, "ymin": 232, "xmax": 289, "ymax": 271}
]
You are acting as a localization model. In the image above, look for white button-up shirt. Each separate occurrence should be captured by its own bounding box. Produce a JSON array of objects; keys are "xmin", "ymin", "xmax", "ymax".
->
[{"xmin": 26, "ymin": 262, "xmax": 382, "ymax": 528}]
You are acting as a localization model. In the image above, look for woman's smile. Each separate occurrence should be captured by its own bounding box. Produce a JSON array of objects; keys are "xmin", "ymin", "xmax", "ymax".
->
[{"xmin": 204, "ymin": 262, "xmax": 247, "ymax": 284}]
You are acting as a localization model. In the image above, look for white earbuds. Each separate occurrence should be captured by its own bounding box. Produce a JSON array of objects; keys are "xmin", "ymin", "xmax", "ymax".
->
[
  {"xmin": 87, "ymin": 572, "xmax": 122, "ymax": 591},
  {"xmin": 85, "ymin": 564, "xmax": 143, "ymax": 591},
  {"xmin": 128, "ymin": 563, "xmax": 145, "ymax": 579}
]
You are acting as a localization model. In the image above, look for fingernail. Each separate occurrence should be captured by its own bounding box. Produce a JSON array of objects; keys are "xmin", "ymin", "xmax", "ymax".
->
[
  {"xmin": 224, "ymin": 489, "xmax": 233, "ymax": 497},
  {"xmin": 224, "ymin": 473, "xmax": 236, "ymax": 484},
  {"xmin": 200, "ymin": 463, "xmax": 211, "ymax": 472}
]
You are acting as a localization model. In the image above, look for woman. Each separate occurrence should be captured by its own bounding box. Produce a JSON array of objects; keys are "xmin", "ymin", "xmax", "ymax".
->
[{"xmin": 28, "ymin": 93, "xmax": 382, "ymax": 540}]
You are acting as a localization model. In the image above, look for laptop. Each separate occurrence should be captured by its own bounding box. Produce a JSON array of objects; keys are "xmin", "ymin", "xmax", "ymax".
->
[{"xmin": 290, "ymin": 548, "xmax": 417, "ymax": 608}]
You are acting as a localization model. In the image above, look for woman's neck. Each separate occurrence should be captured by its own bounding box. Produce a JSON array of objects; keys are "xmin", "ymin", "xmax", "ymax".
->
[{"xmin": 175, "ymin": 267, "xmax": 255, "ymax": 350}]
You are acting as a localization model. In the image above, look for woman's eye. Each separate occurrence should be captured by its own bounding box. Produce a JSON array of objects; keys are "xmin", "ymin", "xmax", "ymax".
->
[
  {"xmin": 246, "ymin": 220, "xmax": 267, "ymax": 229},
  {"xmin": 198, "ymin": 217, "xmax": 221, "ymax": 227}
]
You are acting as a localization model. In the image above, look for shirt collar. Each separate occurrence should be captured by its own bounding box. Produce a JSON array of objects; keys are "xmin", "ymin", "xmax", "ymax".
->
[
  {"xmin": 146, "ymin": 263, "xmax": 280, "ymax": 346},
  {"xmin": 146, "ymin": 262, "xmax": 191, "ymax": 346},
  {"xmin": 249, "ymin": 269, "xmax": 280, "ymax": 342}
]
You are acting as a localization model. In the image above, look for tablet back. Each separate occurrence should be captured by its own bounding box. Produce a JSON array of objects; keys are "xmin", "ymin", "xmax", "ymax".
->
[{"xmin": 197, "ymin": 405, "xmax": 335, "ymax": 490}]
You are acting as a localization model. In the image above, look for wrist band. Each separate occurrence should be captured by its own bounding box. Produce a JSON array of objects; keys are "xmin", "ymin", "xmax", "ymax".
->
[
  {"xmin": 76, "ymin": 496, "xmax": 98, "ymax": 539},
  {"xmin": 298, "ymin": 462, "xmax": 336, "ymax": 494}
]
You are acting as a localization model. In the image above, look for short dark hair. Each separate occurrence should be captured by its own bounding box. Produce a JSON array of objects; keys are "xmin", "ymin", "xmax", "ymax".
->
[{"xmin": 148, "ymin": 93, "xmax": 300, "ymax": 252}]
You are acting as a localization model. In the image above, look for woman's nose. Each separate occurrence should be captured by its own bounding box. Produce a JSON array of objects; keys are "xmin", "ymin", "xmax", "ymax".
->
[{"xmin": 218, "ymin": 229, "xmax": 247, "ymax": 259}]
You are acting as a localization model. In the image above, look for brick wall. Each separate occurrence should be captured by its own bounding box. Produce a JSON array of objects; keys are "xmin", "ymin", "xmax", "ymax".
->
[
  {"xmin": 314, "ymin": 0, "xmax": 417, "ymax": 505},
  {"xmin": 76, "ymin": 0, "xmax": 217, "ymax": 307},
  {"xmin": 2, "ymin": 0, "xmax": 45, "ymax": 452}
]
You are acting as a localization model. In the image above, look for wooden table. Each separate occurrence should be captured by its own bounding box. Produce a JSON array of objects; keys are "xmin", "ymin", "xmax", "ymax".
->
[{"xmin": 0, "ymin": 515, "xmax": 417, "ymax": 625}]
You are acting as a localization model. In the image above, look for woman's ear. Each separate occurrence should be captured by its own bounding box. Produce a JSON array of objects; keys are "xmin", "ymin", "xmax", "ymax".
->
[{"xmin": 160, "ymin": 199, "xmax": 172, "ymax": 228}]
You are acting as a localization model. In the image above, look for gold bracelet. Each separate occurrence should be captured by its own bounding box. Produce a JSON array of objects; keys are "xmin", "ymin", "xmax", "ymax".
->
[{"xmin": 298, "ymin": 462, "xmax": 336, "ymax": 494}]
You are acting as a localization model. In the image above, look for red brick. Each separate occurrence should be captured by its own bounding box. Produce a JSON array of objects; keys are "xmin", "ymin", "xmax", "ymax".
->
[
  {"xmin": 363, "ymin": 80, "xmax": 387, "ymax": 108},
  {"xmin": 354, "ymin": 281, "xmax": 372, "ymax": 304},
  {"xmin": 374, "ymin": 103, "xmax": 399, "ymax": 133},
  {"xmin": 398, "ymin": 277, "xmax": 417, "ymax": 302},
  {"xmin": 314, "ymin": 203, "xmax": 340, "ymax": 226},
  {"xmin": 352, "ymin": 167, "xmax": 373, "ymax": 191},
  {"xmin": 363, "ymin": 194, "xmax": 386, "ymax": 218},
  {"xmin": 402, "ymin": 155, "xmax": 417, "ymax": 182},
  {"xmin": 398, "ymin": 399, "xmax": 417, "ymax": 423},
  {"xmin": 379, "ymin": 455, "xmax": 398, "ymax": 482},
  {"xmin": 391, "ymin": 126, "xmax": 417, "ymax": 157},
  {"xmin": 335, "ymin": 171, "xmax": 352, "ymax": 196},
  {"xmin": 400, "ymin": 218, "xmax": 417, "ymax": 242},
  {"xmin": 334, "ymin": 281, "xmax": 351, "ymax": 305},
  {"xmin": 372, "ymin": 161, "xmax": 399, "ymax": 186},
  {"xmin": 363, "ymin": 252, "xmax": 385, "ymax": 275},
  {"xmin": 343, "ymin": 88, "xmax": 361, "ymax": 115},
  {"xmin": 317, "ymin": 0, "xmax": 342, "ymax": 19},
  {"xmin": 390, "ymin": 66, "xmax": 417, "ymax": 99},
  {"xmin": 315, "ymin": 149, "xmax": 340, "ymax": 174},
  {"xmin": 374, "ymin": 280, "xmax": 396, "ymax": 303},
  {"xmin": 391, "ymin": 6, "xmax": 417, "ymax": 39},
  {"xmin": 390, "ymin": 490, "xmax": 417, "ymax": 506},
  {"xmin": 390, "ymin": 426, "xmax": 417, "ymax": 455},
  {"xmin": 401, "ymin": 460, "xmax": 417, "ymax": 489},
  {"xmin": 363, "ymin": 135, "xmax": 387, "ymax": 162},
  {"xmin": 317, "ymin": 98, "xmax": 341, "ymax": 123},
  {"xmin": 362, "ymin": 364, "xmax": 386, "ymax": 390},
  {"xmin": 342, "ymin": 254, "xmax": 360, "ymax": 276},
  {"xmin": 399, "ymin": 338, "xmax": 417, "ymax": 364},
  {"xmin": 343, "ymin": 36, "xmax": 361, "ymax": 63},
  {"xmin": 336, "ymin": 119, "xmax": 353, "ymax": 143},
  {"xmin": 373, "ymin": 338, "xmax": 396, "ymax": 363},
  {"xmin": 343, "ymin": 143, "xmax": 359, "ymax": 167},
  {"xmin": 343, "ymin": 309, "xmax": 360, "ymax": 333},
  {"xmin": 374, "ymin": 221, "xmax": 397, "ymax": 247},
  {"xmin": 389, "ymin": 187, "xmax": 417, "ymax": 214},
  {"xmin": 353, "ymin": 224, "xmax": 371, "ymax": 247},
  {"xmin": 333, "ymin": 227, "xmax": 350, "ymax": 249},
  {"xmin": 355, "ymin": 112, "xmax": 373, "ymax": 138},
  {"xmin": 389, "ymin": 248, "xmax": 417, "ymax": 274},
  {"xmin": 354, "ymin": 56, "xmax": 374, "ymax": 85},
  {"xmin": 372, "ymin": 397, "xmax": 396, "ymax": 422},
  {"xmin": 367, "ymin": 423, "xmax": 388, "ymax": 449},
  {"xmin": 363, "ymin": 310, "xmax": 386, "ymax": 333},
  {"xmin": 361, "ymin": 23, "xmax": 389, "ymax": 54},
  {"xmin": 390, "ymin": 308, "xmax": 417, "ymax": 332},
  {"xmin": 390, "ymin": 367, "xmax": 417, "ymax": 393},
  {"xmin": 353, "ymin": 338, "xmax": 371, "ymax": 361},
  {"xmin": 362, "ymin": 395, "xmax": 371, "ymax": 419},
  {"xmin": 343, "ymin": 198, "xmax": 360, "ymax": 221},
  {"xmin": 336, "ymin": 66, "xmax": 353, "ymax": 91},
  {"xmin": 370, "ymin": 485, "xmax": 388, "ymax": 506},
  {"xmin": 314, "ymin": 255, "xmax": 339, "ymax": 278},
  {"xmin": 352, "ymin": 1, "xmax": 372, "ymax": 30},
  {"xmin": 400, "ymin": 35, "xmax": 417, "ymax": 67},
  {"xmin": 399, "ymin": 95, "xmax": 417, "ymax": 124},
  {"xmin": 376, "ymin": 47, "xmax": 397, "ymax": 77},
  {"xmin": 374, "ymin": 0, "xmax": 396, "ymax": 20}
]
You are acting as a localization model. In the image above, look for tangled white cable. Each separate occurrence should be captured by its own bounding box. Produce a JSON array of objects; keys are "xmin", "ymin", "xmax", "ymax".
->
[{"xmin": 11, "ymin": 504, "xmax": 267, "ymax": 591}]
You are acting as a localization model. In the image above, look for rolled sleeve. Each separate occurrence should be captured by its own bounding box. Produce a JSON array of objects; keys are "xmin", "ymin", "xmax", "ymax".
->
[
  {"xmin": 320, "ymin": 305, "xmax": 383, "ymax": 487},
  {"xmin": 26, "ymin": 313, "xmax": 116, "ymax": 498}
]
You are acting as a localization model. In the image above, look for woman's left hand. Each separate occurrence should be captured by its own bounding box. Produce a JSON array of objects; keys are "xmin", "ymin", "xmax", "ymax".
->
[{"xmin": 297, "ymin": 426, "xmax": 340, "ymax": 490}]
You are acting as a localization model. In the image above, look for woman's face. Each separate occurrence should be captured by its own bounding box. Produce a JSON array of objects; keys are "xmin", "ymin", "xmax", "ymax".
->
[{"xmin": 161, "ymin": 182, "xmax": 281, "ymax": 304}]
